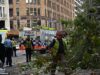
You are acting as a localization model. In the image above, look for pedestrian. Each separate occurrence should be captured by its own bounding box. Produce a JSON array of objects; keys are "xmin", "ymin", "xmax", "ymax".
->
[
  {"xmin": 24, "ymin": 37, "xmax": 33, "ymax": 62},
  {"xmin": 12, "ymin": 38, "xmax": 17, "ymax": 57},
  {"xmin": 4, "ymin": 36, "xmax": 13, "ymax": 67},
  {"xmin": 47, "ymin": 31, "xmax": 68, "ymax": 75},
  {"xmin": 0, "ymin": 35, "xmax": 6, "ymax": 68}
]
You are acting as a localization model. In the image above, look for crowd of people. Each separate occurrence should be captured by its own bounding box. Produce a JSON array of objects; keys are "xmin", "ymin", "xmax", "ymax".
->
[
  {"xmin": 0, "ymin": 35, "xmax": 50, "ymax": 68},
  {"xmin": 0, "ymin": 31, "xmax": 68, "ymax": 75}
]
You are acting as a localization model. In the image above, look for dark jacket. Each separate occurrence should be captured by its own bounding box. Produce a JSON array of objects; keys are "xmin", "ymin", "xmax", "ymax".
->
[{"xmin": 0, "ymin": 43, "xmax": 5, "ymax": 58}]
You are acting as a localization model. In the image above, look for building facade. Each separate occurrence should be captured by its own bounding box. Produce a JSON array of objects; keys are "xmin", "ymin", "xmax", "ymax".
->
[
  {"xmin": 74, "ymin": 0, "xmax": 83, "ymax": 16},
  {"xmin": 9, "ymin": 0, "xmax": 74, "ymax": 30},
  {"xmin": 0, "ymin": 0, "xmax": 10, "ymax": 30}
]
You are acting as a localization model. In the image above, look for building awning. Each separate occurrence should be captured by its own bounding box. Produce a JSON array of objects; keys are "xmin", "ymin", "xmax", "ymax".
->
[{"xmin": 7, "ymin": 30, "xmax": 19, "ymax": 35}]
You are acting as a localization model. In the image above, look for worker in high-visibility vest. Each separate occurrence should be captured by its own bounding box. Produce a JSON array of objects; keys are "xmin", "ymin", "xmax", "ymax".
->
[
  {"xmin": 47, "ymin": 31, "xmax": 68, "ymax": 75},
  {"xmin": 24, "ymin": 37, "xmax": 33, "ymax": 62}
]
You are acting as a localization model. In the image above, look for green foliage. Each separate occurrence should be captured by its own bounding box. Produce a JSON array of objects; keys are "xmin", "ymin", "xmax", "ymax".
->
[
  {"xmin": 61, "ymin": 0, "xmax": 100, "ymax": 70},
  {"xmin": 19, "ymin": 54, "xmax": 52, "ymax": 75},
  {"xmin": 89, "ymin": 7, "xmax": 97, "ymax": 13}
]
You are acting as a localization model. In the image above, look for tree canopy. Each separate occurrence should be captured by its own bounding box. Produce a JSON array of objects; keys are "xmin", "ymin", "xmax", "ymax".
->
[{"xmin": 61, "ymin": 0, "xmax": 100, "ymax": 70}]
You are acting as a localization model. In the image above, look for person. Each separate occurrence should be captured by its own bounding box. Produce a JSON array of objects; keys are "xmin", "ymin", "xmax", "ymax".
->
[
  {"xmin": 0, "ymin": 35, "xmax": 6, "ymax": 68},
  {"xmin": 12, "ymin": 38, "xmax": 17, "ymax": 57},
  {"xmin": 4, "ymin": 37, "xmax": 13, "ymax": 67},
  {"xmin": 47, "ymin": 31, "xmax": 67, "ymax": 75},
  {"xmin": 24, "ymin": 37, "xmax": 33, "ymax": 62}
]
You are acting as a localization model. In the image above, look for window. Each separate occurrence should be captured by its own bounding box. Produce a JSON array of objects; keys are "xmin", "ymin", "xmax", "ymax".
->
[
  {"xmin": 0, "ymin": 20, "xmax": 5, "ymax": 29},
  {"xmin": 47, "ymin": 0, "xmax": 51, "ymax": 8},
  {"xmin": 37, "ymin": 0, "xmax": 40, "ymax": 5},
  {"xmin": 26, "ymin": 0, "xmax": 28, "ymax": 3},
  {"xmin": 0, "ymin": 0, "xmax": 4, "ymax": 4},
  {"xmin": 26, "ymin": 8, "xmax": 33, "ymax": 15},
  {"xmin": 48, "ymin": 10, "xmax": 50, "ymax": 17},
  {"xmin": 26, "ymin": 8, "xmax": 29, "ymax": 15},
  {"xmin": 10, "ymin": 21, "xmax": 13, "ymax": 29},
  {"xmin": 16, "ymin": 8, "xmax": 19, "ymax": 16},
  {"xmin": 34, "ymin": 8, "xmax": 37, "ymax": 16},
  {"xmin": 27, "ymin": 20, "xmax": 30, "ymax": 27},
  {"xmin": 37, "ymin": 20, "xmax": 41, "ymax": 25},
  {"xmin": 32, "ymin": 19, "xmax": 37, "ymax": 27},
  {"xmin": 9, "ymin": 8, "xmax": 13, "ymax": 17},
  {"xmin": 38, "ymin": 8, "xmax": 40, "ymax": 16},
  {"xmin": 26, "ymin": 0, "xmax": 32, "ymax": 3},
  {"xmin": 3, "ymin": 7, "xmax": 5, "ymax": 17},
  {"xmin": 30, "ymin": 0, "xmax": 32, "ymax": 3},
  {"xmin": 44, "ymin": 0, "xmax": 46, "ymax": 5},
  {"xmin": 16, "ymin": 0, "xmax": 19, "ymax": 3},
  {"xmin": 30, "ymin": 8, "xmax": 33, "ymax": 14},
  {"xmin": 45, "ymin": 9, "xmax": 46, "ymax": 16},
  {"xmin": 52, "ymin": 3, "xmax": 55, "ymax": 10},
  {"xmin": 57, "ymin": 5, "xmax": 60, "ymax": 12},
  {"xmin": 9, "ymin": 0, "xmax": 13, "ymax": 4},
  {"xmin": 17, "ymin": 20, "xmax": 20, "ymax": 28},
  {"xmin": 0, "ymin": 7, "xmax": 2, "ymax": 17},
  {"xmin": 33, "ymin": 0, "xmax": 36, "ymax": 4}
]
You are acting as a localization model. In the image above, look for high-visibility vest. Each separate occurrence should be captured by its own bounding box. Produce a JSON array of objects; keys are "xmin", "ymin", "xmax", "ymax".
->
[
  {"xmin": 25, "ymin": 41, "xmax": 33, "ymax": 49},
  {"xmin": 51, "ymin": 39, "xmax": 67, "ymax": 56}
]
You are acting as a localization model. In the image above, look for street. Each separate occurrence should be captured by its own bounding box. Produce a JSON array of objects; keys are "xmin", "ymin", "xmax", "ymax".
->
[
  {"xmin": 12, "ymin": 50, "xmax": 26, "ymax": 65},
  {"xmin": 4, "ymin": 50, "xmax": 65, "ymax": 75}
]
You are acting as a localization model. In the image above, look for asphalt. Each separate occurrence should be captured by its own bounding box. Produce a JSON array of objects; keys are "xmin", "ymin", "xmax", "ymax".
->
[{"xmin": 12, "ymin": 50, "xmax": 26, "ymax": 65}]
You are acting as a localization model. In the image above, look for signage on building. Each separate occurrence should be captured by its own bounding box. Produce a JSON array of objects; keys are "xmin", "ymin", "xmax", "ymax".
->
[
  {"xmin": 40, "ymin": 29, "xmax": 56, "ymax": 41},
  {"xmin": 24, "ymin": 31, "xmax": 34, "ymax": 36}
]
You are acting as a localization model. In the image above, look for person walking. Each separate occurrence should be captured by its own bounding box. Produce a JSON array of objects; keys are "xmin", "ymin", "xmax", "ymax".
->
[
  {"xmin": 0, "ymin": 35, "xmax": 6, "ymax": 68},
  {"xmin": 4, "ymin": 37, "xmax": 13, "ymax": 67},
  {"xmin": 47, "ymin": 31, "xmax": 68, "ymax": 75},
  {"xmin": 24, "ymin": 37, "xmax": 33, "ymax": 62},
  {"xmin": 12, "ymin": 38, "xmax": 17, "ymax": 57}
]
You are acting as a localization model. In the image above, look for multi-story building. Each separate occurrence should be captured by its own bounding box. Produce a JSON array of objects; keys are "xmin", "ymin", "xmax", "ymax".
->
[
  {"xmin": 74, "ymin": 0, "xmax": 83, "ymax": 16},
  {"xmin": 0, "ymin": 0, "xmax": 10, "ymax": 30},
  {"xmin": 9, "ymin": 0, "xmax": 74, "ymax": 30}
]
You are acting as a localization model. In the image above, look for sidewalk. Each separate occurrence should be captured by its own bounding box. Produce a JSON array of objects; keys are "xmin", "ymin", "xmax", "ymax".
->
[
  {"xmin": 12, "ymin": 50, "xmax": 26, "ymax": 65},
  {"xmin": 4, "ymin": 50, "xmax": 65, "ymax": 75},
  {"xmin": 4, "ymin": 50, "xmax": 26, "ymax": 75},
  {"xmin": 12, "ymin": 55, "xmax": 26, "ymax": 65}
]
